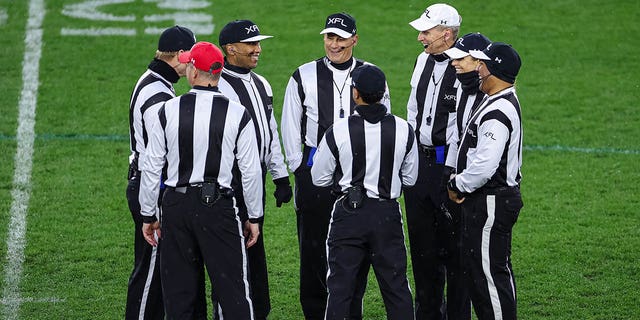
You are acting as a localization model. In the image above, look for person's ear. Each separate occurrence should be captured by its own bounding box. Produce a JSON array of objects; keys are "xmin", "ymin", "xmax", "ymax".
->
[
  {"xmin": 190, "ymin": 65, "xmax": 198, "ymax": 79},
  {"xmin": 223, "ymin": 44, "xmax": 233, "ymax": 55},
  {"xmin": 352, "ymin": 87, "xmax": 360, "ymax": 100}
]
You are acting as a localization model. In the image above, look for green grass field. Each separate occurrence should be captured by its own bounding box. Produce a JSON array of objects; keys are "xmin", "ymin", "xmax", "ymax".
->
[{"xmin": 1, "ymin": 0, "xmax": 639, "ymax": 319}]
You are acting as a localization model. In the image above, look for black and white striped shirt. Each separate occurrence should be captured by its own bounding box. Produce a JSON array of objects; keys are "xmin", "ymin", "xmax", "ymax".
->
[
  {"xmin": 218, "ymin": 65, "xmax": 288, "ymax": 180},
  {"xmin": 446, "ymin": 86, "xmax": 487, "ymax": 168},
  {"xmin": 452, "ymin": 87, "xmax": 522, "ymax": 193},
  {"xmin": 407, "ymin": 52, "xmax": 459, "ymax": 148},
  {"xmin": 128, "ymin": 59, "xmax": 178, "ymax": 166},
  {"xmin": 311, "ymin": 105, "xmax": 418, "ymax": 200},
  {"xmin": 139, "ymin": 86, "xmax": 263, "ymax": 219},
  {"xmin": 281, "ymin": 57, "xmax": 391, "ymax": 172}
]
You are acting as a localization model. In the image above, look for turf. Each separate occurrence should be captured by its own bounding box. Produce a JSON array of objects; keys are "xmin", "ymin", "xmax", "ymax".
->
[{"xmin": 1, "ymin": 0, "xmax": 639, "ymax": 319}]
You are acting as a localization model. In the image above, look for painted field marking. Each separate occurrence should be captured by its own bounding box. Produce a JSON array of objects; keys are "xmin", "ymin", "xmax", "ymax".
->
[
  {"xmin": 1, "ymin": 134, "xmax": 638, "ymax": 156},
  {"xmin": 0, "ymin": 8, "xmax": 7, "ymax": 27},
  {"xmin": 61, "ymin": 0, "xmax": 135, "ymax": 22},
  {"xmin": 522, "ymin": 145, "xmax": 640, "ymax": 155},
  {"xmin": 0, "ymin": 297, "xmax": 66, "ymax": 305},
  {"xmin": 0, "ymin": 0, "xmax": 65, "ymax": 319},
  {"xmin": 60, "ymin": 0, "xmax": 214, "ymax": 36},
  {"xmin": 60, "ymin": 27, "xmax": 135, "ymax": 36}
]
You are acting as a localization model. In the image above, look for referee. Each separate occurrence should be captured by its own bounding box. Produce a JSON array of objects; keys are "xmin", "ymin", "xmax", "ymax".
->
[
  {"xmin": 125, "ymin": 25, "xmax": 195, "ymax": 320},
  {"xmin": 139, "ymin": 41, "xmax": 263, "ymax": 319},
  {"xmin": 447, "ymin": 42, "xmax": 523, "ymax": 320},
  {"xmin": 406, "ymin": 4, "xmax": 468, "ymax": 319},
  {"xmin": 281, "ymin": 12, "xmax": 389, "ymax": 319},
  {"xmin": 311, "ymin": 65, "xmax": 418, "ymax": 320},
  {"xmin": 217, "ymin": 19, "xmax": 293, "ymax": 320},
  {"xmin": 443, "ymin": 32, "xmax": 491, "ymax": 187}
]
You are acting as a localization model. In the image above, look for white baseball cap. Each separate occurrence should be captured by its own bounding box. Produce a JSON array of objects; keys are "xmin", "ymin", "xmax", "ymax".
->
[{"xmin": 409, "ymin": 3, "xmax": 461, "ymax": 31}]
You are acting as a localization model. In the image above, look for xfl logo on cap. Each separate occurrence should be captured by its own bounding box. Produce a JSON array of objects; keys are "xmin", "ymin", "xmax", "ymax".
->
[
  {"xmin": 495, "ymin": 57, "xmax": 502, "ymax": 63},
  {"xmin": 328, "ymin": 17, "xmax": 348, "ymax": 27},
  {"xmin": 246, "ymin": 24, "xmax": 259, "ymax": 34}
]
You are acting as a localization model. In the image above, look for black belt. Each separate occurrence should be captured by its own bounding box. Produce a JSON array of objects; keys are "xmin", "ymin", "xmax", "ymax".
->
[
  {"xmin": 419, "ymin": 144, "xmax": 437, "ymax": 157},
  {"xmin": 167, "ymin": 184, "xmax": 234, "ymax": 197},
  {"xmin": 473, "ymin": 185, "xmax": 520, "ymax": 196}
]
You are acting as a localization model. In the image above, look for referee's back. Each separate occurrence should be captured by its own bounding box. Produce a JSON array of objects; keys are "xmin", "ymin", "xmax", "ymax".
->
[
  {"xmin": 141, "ymin": 88, "xmax": 263, "ymax": 220},
  {"xmin": 138, "ymin": 41, "xmax": 263, "ymax": 319},
  {"xmin": 311, "ymin": 65, "xmax": 419, "ymax": 199},
  {"xmin": 309, "ymin": 64, "xmax": 418, "ymax": 319},
  {"xmin": 311, "ymin": 111, "xmax": 418, "ymax": 199}
]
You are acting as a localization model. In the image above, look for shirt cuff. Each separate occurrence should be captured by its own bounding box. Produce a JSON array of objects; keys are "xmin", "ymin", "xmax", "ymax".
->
[{"xmin": 142, "ymin": 215, "xmax": 158, "ymax": 224}]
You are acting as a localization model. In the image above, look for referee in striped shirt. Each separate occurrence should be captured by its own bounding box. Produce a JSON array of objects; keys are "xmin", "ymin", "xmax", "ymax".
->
[
  {"xmin": 443, "ymin": 32, "xmax": 492, "ymax": 170},
  {"xmin": 447, "ymin": 42, "xmax": 523, "ymax": 320},
  {"xmin": 406, "ymin": 4, "xmax": 467, "ymax": 319},
  {"xmin": 281, "ymin": 13, "xmax": 390, "ymax": 319},
  {"xmin": 217, "ymin": 20, "xmax": 292, "ymax": 320},
  {"xmin": 125, "ymin": 25, "xmax": 195, "ymax": 320},
  {"xmin": 311, "ymin": 65, "xmax": 418, "ymax": 320},
  {"xmin": 140, "ymin": 41, "xmax": 263, "ymax": 319}
]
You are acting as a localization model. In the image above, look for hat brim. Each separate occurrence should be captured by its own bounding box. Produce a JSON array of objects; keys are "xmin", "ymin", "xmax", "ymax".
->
[
  {"xmin": 178, "ymin": 51, "xmax": 192, "ymax": 63},
  {"xmin": 240, "ymin": 35, "xmax": 273, "ymax": 43},
  {"xmin": 320, "ymin": 27, "xmax": 354, "ymax": 39},
  {"xmin": 409, "ymin": 17, "xmax": 439, "ymax": 32},
  {"xmin": 444, "ymin": 47, "xmax": 469, "ymax": 60},
  {"xmin": 469, "ymin": 49, "xmax": 491, "ymax": 60}
]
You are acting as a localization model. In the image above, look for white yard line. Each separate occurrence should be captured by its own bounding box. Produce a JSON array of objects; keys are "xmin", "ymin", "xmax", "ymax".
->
[
  {"xmin": 0, "ymin": 8, "xmax": 8, "ymax": 27},
  {"xmin": 60, "ymin": 27, "xmax": 135, "ymax": 36},
  {"xmin": 1, "ymin": 0, "xmax": 44, "ymax": 319}
]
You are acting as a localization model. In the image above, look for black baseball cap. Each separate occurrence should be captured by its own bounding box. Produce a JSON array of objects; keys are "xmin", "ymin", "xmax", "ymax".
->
[
  {"xmin": 320, "ymin": 13, "xmax": 357, "ymax": 38},
  {"xmin": 219, "ymin": 20, "xmax": 273, "ymax": 46},
  {"xmin": 351, "ymin": 64, "xmax": 386, "ymax": 95},
  {"xmin": 470, "ymin": 42, "xmax": 521, "ymax": 84},
  {"xmin": 158, "ymin": 25, "xmax": 196, "ymax": 52},
  {"xmin": 444, "ymin": 32, "xmax": 491, "ymax": 60}
]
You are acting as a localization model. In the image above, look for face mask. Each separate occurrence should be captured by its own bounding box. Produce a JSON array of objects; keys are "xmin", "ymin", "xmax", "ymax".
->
[{"xmin": 456, "ymin": 71, "xmax": 480, "ymax": 94}]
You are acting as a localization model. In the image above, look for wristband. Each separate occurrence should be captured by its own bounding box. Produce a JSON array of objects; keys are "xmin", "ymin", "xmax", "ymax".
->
[{"xmin": 142, "ymin": 215, "xmax": 158, "ymax": 224}]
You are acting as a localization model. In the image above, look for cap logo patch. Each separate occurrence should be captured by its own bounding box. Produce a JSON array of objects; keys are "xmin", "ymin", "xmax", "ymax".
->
[
  {"xmin": 328, "ymin": 17, "xmax": 348, "ymax": 27},
  {"xmin": 424, "ymin": 9, "xmax": 431, "ymax": 19},
  {"xmin": 245, "ymin": 24, "xmax": 259, "ymax": 34},
  {"xmin": 441, "ymin": 20, "xmax": 447, "ymax": 24},
  {"xmin": 457, "ymin": 38, "xmax": 464, "ymax": 46},
  {"xmin": 495, "ymin": 57, "xmax": 502, "ymax": 63}
]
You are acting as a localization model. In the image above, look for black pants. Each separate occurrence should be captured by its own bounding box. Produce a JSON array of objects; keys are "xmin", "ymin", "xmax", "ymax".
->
[
  {"xmin": 217, "ymin": 220, "xmax": 269, "ymax": 320},
  {"xmin": 221, "ymin": 166, "xmax": 270, "ymax": 320},
  {"xmin": 325, "ymin": 198, "xmax": 414, "ymax": 320},
  {"xmin": 160, "ymin": 187, "xmax": 253, "ymax": 320},
  {"xmin": 294, "ymin": 166, "xmax": 368, "ymax": 320},
  {"xmin": 461, "ymin": 188, "xmax": 522, "ymax": 320},
  {"xmin": 403, "ymin": 150, "xmax": 470, "ymax": 320},
  {"xmin": 125, "ymin": 176, "xmax": 164, "ymax": 320}
]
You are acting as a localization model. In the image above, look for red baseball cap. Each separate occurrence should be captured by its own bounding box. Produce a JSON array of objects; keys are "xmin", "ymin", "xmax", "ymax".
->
[{"xmin": 178, "ymin": 41, "xmax": 224, "ymax": 74}]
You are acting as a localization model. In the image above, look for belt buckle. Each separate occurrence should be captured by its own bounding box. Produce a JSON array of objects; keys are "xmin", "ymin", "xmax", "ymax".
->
[
  {"xmin": 420, "ymin": 145, "xmax": 435, "ymax": 157},
  {"xmin": 174, "ymin": 186, "xmax": 188, "ymax": 193}
]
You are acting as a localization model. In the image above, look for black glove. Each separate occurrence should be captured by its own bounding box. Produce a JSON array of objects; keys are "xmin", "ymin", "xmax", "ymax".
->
[
  {"xmin": 441, "ymin": 166, "xmax": 455, "ymax": 190},
  {"xmin": 273, "ymin": 177, "xmax": 293, "ymax": 207}
]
